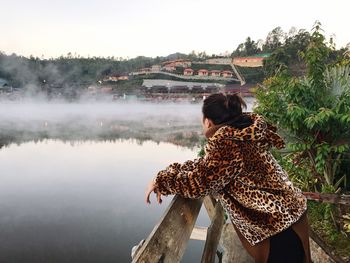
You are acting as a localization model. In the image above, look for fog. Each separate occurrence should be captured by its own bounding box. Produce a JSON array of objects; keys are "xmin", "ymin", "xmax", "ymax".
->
[
  {"xmin": 0, "ymin": 101, "xmax": 201, "ymax": 123},
  {"xmin": 0, "ymin": 98, "xmax": 256, "ymax": 148},
  {"xmin": 0, "ymin": 101, "xmax": 204, "ymax": 148}
]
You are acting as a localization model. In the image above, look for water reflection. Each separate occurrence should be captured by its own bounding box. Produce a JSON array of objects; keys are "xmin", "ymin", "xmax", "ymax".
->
[{"xmin": 0, "ymin": 139, "xmax": 210, "ymax": 263}]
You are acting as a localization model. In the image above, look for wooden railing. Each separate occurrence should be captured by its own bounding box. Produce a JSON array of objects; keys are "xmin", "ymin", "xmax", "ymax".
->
[
  {"xmin": 131, "ymin": 195, "xmax": 253, "ymax": 263},
  {"xmin": 132, "ymin": 192, "xmax": 350, "ymax": 263},
  {"xmin": 302, "ymin": 192, "xmax": 350, "ymax": 206},
  {"xmin": 131, "ymin": 196, "xmax": 203, "ymax": 263}
]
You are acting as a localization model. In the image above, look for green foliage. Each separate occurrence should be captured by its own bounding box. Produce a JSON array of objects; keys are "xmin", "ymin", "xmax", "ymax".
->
[
  {"xmin": 262, "ymin": 30, "xmax": 311, "ymax": 77},
  {"xmin": 255, "ymin": 23, "xmax": 350, "ymax": 193},
  {"xmin": 308, "ymin": 202, "xmax": 337, "ymax": 240},
  {"xmin": 232, "ymin": 37, "xmax": 261, "ymax": 57},
  {"xmin": 308, "ymin": 202, "xmax": 350, "ymax": 260},
  {"xmin": 235, "ymin": 66, "xmax": 265, "ymax": 83},
  {"xmin": 197, "ymin": 138, "xmax": 207, "ymax": 158},
  {"xmin": 252, "ymin": 24, "xmax": 350, "ymax": 258}
]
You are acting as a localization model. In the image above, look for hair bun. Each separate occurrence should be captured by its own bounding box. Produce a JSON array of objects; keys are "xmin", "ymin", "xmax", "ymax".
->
[
  {"xmin": 202, "ymin": 93, "xmax": 247, "ymax": 126},
  {"xmin": 226, "ymin": 94, "xmax": 246, "ymax": 115}
]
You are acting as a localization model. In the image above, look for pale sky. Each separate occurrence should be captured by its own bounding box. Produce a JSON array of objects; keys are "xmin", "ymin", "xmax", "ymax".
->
[{"xmin": 0, "ymin": 0, "xmax": 349, "ymax": 58}]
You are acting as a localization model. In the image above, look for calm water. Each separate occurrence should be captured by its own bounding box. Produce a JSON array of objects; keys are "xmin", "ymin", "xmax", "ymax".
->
[
  {"xmin": 0, "ymin": 139, "xmax": 212, "ymax": 262},
  {"xmin": 0, "ymin": 99, "xmax": 255, "ymax": 262}
]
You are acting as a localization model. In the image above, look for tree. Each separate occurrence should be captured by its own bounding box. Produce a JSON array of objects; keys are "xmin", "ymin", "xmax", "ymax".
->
[
  {"xmin": 263, "ymin": 29, "xmax": 311, "ymax": 77},
  {"xmin": 256, "ymin": 23, "xmax": 350, "ymax": 192},
  {"xmin": 232, "ymin": 37, "xmax": 261, "ymax": 57},
  {"xmin": 263, "ymin": 27, "xmax": 285, "ymax": 52}
]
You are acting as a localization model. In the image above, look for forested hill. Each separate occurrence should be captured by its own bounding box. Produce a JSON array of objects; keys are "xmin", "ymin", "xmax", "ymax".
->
[
  {"xmin": 0, "ymin": 25, "xmax": 348, "ymax": 89},
  {"xmin": 0, "ymin": 52, "xmax": 192, "ymax": 89}
]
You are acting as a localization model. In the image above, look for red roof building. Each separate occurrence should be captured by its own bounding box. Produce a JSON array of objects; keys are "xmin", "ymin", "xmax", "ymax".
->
[
  {"xmin": 197, "ymin": 69, "xmax": 209, "ymax": 76},
  {"xmin": 184, "ymin": 68, "xmax": 194, "ymax": 76},
  {"xmin": 210, "ymin": 70, "xmax": 221, "ymax": 77},
  {"xmin": 221, "ymin": 70, "xmax": 233, "ymax": 78},
  {"xmin": 163, "ymin": 64, "xmax": 176, "ymax": 72}
]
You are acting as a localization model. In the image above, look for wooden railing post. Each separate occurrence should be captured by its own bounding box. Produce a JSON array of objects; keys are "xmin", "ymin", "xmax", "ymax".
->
[
  {"xmin": 201, "ymin": 200, "xmax": 225, "ymax": 263},
  {"xmin": 132, "ymin": 195, "xmax": 203, "ymax": 263}
]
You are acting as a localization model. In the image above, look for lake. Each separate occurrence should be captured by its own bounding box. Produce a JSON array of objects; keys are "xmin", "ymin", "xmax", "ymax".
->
[{"xmin": 0, "ymin": 99, "xmax": 255, "ymax": 262}]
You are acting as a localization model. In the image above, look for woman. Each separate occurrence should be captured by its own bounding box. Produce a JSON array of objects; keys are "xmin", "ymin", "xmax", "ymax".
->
[{"xmin": 145, "ymin": 93, "xmax": 311, "ymax": 263}]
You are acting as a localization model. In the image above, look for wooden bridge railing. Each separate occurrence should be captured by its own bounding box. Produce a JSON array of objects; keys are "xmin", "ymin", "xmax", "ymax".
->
[
  {"xmin": 132, "ymin": 192, "xmax": 350, "ymax": 263},
  {"xmin": 131, "ymin": 195, "xmax": 252, "ymax": 263},
  {"xmin": 302, "ymin": 192, "xmax": 350, "ymax": 206},
  {"xmin": 131, "ymin": 195, "xmax": 203, "ymax": 263}
]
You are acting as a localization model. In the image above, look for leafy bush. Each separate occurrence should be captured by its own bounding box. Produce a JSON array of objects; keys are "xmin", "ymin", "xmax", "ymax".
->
[{"xmin": 255, "ymin": 23, "xmax": 350, "ymax": 193}]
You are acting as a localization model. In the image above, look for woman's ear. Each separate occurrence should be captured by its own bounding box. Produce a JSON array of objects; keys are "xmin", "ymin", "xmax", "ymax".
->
[{"xmin": 204, "ymin": 118, "xmax": 214, "ymax": 128}]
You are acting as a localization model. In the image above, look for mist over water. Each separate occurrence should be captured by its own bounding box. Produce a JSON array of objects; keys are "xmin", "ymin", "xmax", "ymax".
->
[
  {"xmin": 0, "ymin": 98, "xmax": 256, "ymax": 146},
  {"xmin": 0, "ymin": 101, "xmax": 203, "ymax": 129},
  {"xmin": 0, "ymin": 98, "xmax": 255, "ymax": 127},
  {"xmin": 0, "ymin": 101, "xmax": 206, "ymax": 148}
]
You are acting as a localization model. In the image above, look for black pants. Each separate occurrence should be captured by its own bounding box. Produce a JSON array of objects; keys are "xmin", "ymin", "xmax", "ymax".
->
[{"xmin": 267, "ymin": 226, "xmax": 304, "ymax": 263}]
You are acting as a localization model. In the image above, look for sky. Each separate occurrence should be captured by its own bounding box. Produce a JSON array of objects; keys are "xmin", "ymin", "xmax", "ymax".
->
[{"xmin": 0, "ymin": 0, "xmax": 349, "ymax": 59}]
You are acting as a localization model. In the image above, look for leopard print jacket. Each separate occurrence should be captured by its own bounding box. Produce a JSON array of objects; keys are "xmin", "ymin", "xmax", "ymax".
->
[{"xmin": 154, "ymin": 113, "xmax": 307, "ymax": 246}]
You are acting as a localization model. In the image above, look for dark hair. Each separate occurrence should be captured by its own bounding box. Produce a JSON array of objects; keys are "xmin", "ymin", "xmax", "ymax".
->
[{"xmin": 202, "ymin": 93, "xmax": 253, "ymax": 128}]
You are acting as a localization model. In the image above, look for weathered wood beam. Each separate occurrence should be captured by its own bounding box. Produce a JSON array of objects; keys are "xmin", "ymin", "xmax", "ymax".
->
[
  {"xmin": 132, "ymin": 195, "xmax": 203, "ymax": 263},
  {"xmin": 201, "ymin": 200, "xmax": 225, "ymax": 263},
  {"xmin": 303, "ymin": 192, "xmax": 350, "ymax": 206},
  {"xmin": 192, "ymin": 224, "xmax": 255, "ymax": 263},
  {"xmin": 220, "ymin": 224, "xmax": 254, "ymax": 263},
  {"xmin": 203, "ymin": 195, "xmax": 218, "ymax": 220}
]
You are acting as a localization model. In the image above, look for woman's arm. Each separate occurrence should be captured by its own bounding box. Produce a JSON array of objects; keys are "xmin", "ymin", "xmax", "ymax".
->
[{"xmin": 154, "ymin": 141, "xmax": 243, "ymax": 199}]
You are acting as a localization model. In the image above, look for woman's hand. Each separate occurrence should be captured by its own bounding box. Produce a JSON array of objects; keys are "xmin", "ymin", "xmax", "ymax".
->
[{"xmin": 145, "ymin": 178, "xmax": 162, "ymax": 204}]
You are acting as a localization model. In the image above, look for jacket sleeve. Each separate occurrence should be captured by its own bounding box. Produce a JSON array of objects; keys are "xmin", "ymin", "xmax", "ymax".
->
[{"xmin": 154, "ymin": 139, "xmax": 243, "ymax": 199}]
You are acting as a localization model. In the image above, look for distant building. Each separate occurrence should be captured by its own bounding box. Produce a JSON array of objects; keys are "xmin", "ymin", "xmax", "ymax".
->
[
  {"xmin": 103, "ymin": 74, "xmax": 129, "ymax": 82},
  {"xmin": 163, "ymin": 64, "xmax": 176, "ymax": 72},
  {"xmin": 184, "ymin": 68, "xmax": 194, "ymax": 76},
  {"xmin": 139, "ymin": 68, "xmax": 152, "ymax": 74},
  {"xmin": 232, "ymin": 54, "xmax": 269, "ymax": 67},
  {"xmin": 197, "ymin": 69, "xmax": 209, "ymax": 76},
  {"xmin": 221, "ymin": 70, "xmax": 233, "ymax": 78},
  {"xmin": 151, "ymin": 65, "xmax": 161, "ymax": 72},
  {"xmin": 142, "ymin": 79, "xmax": 224, "ymax": 89},
  {"xmin": 117, "ymin": 75, "xmax": 129, "ymax": 80},
  {"xmin": 205, "ymin": 58, "xmax": 232, "ymax": 64},
  {"xmin": 210, "ymin": 70, "xmax": 221, "ymax": 77},
  {"xmin": 106, "ymin": 76, "xmax": 119, "ymax": 82},
  {"xmin": 162, "ymin": 59, "xmax": 191, "ymax": 68}
]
